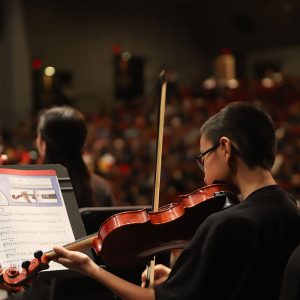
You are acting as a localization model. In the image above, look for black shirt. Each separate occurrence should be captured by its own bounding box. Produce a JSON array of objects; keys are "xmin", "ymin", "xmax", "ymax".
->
[
  {"xmin": 90, "ymin": 173, "xmax": 116, "ymax": 206},
  {"xmin": 155, "ymin": 185, "xmax": 300, "ymax": 300}
]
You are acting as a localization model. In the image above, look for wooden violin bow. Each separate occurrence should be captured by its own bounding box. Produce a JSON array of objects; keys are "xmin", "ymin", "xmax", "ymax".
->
[{"xmin": 145, "ymin": 70, "xmax": 167, "ymax": 288}]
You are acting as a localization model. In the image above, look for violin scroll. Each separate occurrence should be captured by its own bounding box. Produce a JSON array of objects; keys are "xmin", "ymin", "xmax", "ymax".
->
[
  {"xmin": 0, "ymin": 250, "xmax": 50, "ymax": 291},
  {"xmin": 0, "ymin": 234, "xmax": 100, "ymax": 291}
]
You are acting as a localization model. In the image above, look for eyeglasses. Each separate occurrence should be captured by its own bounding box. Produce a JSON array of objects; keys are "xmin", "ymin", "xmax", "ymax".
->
[{"xmin": 195, "ymin": 144, "xmax": 219, "ymax": 172}]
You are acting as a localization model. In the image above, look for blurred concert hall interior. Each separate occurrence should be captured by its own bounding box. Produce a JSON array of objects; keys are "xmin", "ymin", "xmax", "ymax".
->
[{"xmin": 1, "ymin": 0, "xmax": 300, "ymax": 208}]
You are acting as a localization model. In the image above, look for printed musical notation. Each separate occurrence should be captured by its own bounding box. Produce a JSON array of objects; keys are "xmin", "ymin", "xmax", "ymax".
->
[{"xmin": 0, "ymin": 169, "xmax": 75, "ymax": 271}]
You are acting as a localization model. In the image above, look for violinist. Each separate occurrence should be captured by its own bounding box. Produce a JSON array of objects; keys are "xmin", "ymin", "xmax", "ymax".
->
[{"xmin": 53, "ymin": 101, "xmax": 300, "ymax": 300}]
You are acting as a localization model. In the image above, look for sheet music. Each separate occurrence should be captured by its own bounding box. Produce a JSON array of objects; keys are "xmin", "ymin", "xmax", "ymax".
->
[{"xmin": 0, "ymin": 169, "xmax": 75, "ymax": 271}]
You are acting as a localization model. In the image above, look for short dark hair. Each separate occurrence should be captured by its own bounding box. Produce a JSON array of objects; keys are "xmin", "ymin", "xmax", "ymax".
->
[{"xmin": 200, "ymin": 102, "xmax": 276, "ymax": 170}]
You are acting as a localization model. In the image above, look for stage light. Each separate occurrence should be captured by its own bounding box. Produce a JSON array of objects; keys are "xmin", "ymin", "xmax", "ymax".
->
[
  {"xmin": 261, "ymin": 77, "xmax": 274, "ymax": 88},
  {"xmin": 227, "ymin": 79, "xmax": 239, "ymax": 89},
  {"xmin": 202, "ymin": 77, "xmax": 217, "ymax": 90},
  {"xmin": 32, "ymin": 58, "xmax": 42, "ymax": 70},
  {"xmin": 112, "ymin": 43, "xmax": 122, "ymax": 55},
  {"xmin": 44, "ymin": 66, "xmax": 56, "ymax": 77},
  {"xmin": 0, "ymin": 154, "xmax": 8, "ymax": 162},
  {"xmin": 121, "ymin": 51, "xmax": 132, "ymax": 61}
]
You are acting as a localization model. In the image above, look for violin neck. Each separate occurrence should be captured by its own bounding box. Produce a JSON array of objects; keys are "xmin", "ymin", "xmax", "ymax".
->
[{"xmin": 44, "ymin": 232, "xmax": 98, "ymax": 260}]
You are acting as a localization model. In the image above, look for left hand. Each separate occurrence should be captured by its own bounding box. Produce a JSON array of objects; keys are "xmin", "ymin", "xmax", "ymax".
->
[{"xmin": 53, "ymin": 246, "xmax": 97, "ymax": 276}]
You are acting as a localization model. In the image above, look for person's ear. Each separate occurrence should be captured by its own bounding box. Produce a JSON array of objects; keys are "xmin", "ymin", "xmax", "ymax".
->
[
  {"xmin": 219, "ymin": 137, "xmax": 232, "ymax": 164},
  {"xmin": 36, "ymin": 134, "xmax": 46, "ymax": 158}
]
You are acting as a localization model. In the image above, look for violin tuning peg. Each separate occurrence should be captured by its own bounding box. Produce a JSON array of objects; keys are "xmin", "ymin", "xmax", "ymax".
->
[
  {"xmin": 21, "ymin": 260, "xmax": 31, "ymax": 271},
  {"xmin": 34, "ymin": 250, "xmax": 43, "ymax": 260},
  {"xmin": 6, "ymin": 266, "xmax": 20, "ymax": 278}
]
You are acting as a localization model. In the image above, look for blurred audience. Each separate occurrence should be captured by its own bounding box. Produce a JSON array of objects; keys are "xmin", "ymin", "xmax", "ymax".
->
[{"xmin": 1, "ymin": 77, "xmax": 300, "ymax": 207}]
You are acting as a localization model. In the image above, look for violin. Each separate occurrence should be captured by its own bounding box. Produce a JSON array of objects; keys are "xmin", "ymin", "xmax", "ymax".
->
[{"xmin": 0, "ymin": 183, "xmax": 239, "ymax": 290}]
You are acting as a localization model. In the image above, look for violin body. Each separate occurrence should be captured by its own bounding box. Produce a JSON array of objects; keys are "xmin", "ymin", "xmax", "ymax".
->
[
  {"xmin": 0, "ymin": 183, "xmax": 239, "ymax": 289},
  {"xmin": 97, "ymin": 183, "xmax": 239, "ymax": 268}
]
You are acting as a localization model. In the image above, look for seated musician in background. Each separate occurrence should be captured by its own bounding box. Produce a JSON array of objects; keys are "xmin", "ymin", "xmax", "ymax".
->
[
  {"xmin": 36, "ymin": 105, "xmax": 116, "ymax": 208},
  {"xmin": 53, "ymin": 101, "xmax": 300, "ymax": 299},
  {"xmin": 3, "ymin": 106, "xmax": 116, "ymax": 300}
]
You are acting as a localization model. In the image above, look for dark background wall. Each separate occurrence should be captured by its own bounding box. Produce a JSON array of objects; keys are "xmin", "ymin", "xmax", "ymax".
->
[
  {"xmin": 22, "ymin": 1, "xmax": 206, "ymax": 112},
  {"xmin": 1, "ymin": 0, "xmax": 300, "ymax": 127}
]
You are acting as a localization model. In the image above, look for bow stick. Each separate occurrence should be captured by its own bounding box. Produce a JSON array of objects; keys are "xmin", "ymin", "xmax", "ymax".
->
[{"xmin": 145, "ymin": 70, "xmax": 167, "ymax": 288}]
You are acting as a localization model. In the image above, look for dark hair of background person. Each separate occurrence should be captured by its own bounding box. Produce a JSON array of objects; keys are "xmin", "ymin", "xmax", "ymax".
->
[{"xmin": 36, "ymin": 106, "xmax": 114, "ymax": 208}]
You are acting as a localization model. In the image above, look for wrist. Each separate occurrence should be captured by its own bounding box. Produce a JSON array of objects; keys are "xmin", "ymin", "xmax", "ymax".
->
[{"xmin": 87, "ymin": 260, "xmax": 102, "ymax": 278}]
